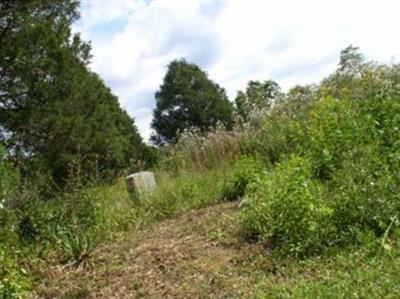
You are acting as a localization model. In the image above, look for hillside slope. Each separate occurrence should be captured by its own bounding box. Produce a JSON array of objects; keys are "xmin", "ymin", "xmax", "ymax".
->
[
  {"xmin": 35, "ymin": 202, "xmax": 265, "ymax": 298},
  {"xmin": 33, "ymin": 199, "xmax": 400, "ymax": 299}
]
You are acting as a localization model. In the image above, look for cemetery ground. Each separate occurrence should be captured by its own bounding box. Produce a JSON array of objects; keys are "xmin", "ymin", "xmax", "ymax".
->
[
  {"xmin": 33, "ymin": 199, "xmax": 400, "ymax": 299},
  {"xmin": 34, "ymin": 202, "xmax": 263, "ymax": 298}
]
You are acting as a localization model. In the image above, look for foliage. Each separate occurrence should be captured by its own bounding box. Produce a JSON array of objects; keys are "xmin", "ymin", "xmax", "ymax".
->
[
  {"xmin": 275, "ymin": 84, "xmax": 318, "ymax": 118},
  {"xmin": 56, "ymin": 227, "xmax": 96, "ymax": 268},
  {"xmin": 0, "ymin": 248, "xmax": 30, "ymax": 299},
  {"xmin": 238, "ymin": 48, "xmax": 400, "ymax": 257},
  {"xmin": 2, "ymin": 28, "xmax": 400, "ymax": 297},
  {"xmin": 161, "ymin": 125, "xmax": 254, "ymax": 172},
  {"xmin": 151, "ymin": 59, "xmax": 234, "ymax": 145},
  {"xmin": 222, "ymin": 156, "xmax": 266, "ymax": 201},
  {"xmin": 240, "ymin": 157, "xmax": 333, "ymax": 256},
  {"xmin": 252, "ymin": 242, "xmax": 400, "ymax": 299},
  {"xmin": 0, "ymin": 145, "xmax": 19, "ymax": 205},
  {"xmin": 0, "ymin": 0, "xmax": 149, "ymax": 185},
  {"xmin": 248, "ymin": 112, "xmax": 305, "ymax": 165},
  {"xmin": 0, "ymin": 145, "xmax": 27, "ymax": 298},
  {"xmin": 235, "ymin": 80, "xmax": 281, "ymax": 121}
]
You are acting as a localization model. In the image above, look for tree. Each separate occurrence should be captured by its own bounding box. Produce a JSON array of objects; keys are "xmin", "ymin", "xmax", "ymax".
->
[
  {"xmin": 337, "ymin": 45, "xmax": 367, "ymax": 77},
  {"xmin": 320, "ymin": 45, "xmax": 373, "ymax": 100},
  {"xmin": 0, "ymin": 0, "xmax": 148, "ymax": 185},
  {"xmin": 234, "ymin": 80, "xmax": 281, "ymax": 121},
  {"xmin": 151, "ymin": 59, "xmax": 233, "ymax": 145}
]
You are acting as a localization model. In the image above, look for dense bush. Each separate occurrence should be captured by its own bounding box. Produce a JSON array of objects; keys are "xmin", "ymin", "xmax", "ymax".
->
[
  {"xmin": 240, "ymin": 157, "xmax": 333, "ymax": 256},
  {"xmin": 239, "ymin": 73, "xmax": 400, "ymax": 256},
  {"xmin": 222, "ymin": 156, "xmax": 266, "ymax": 201},
  {"xmin": 327, "ymin": 98, "xmax": 400, "ymax": 242}
]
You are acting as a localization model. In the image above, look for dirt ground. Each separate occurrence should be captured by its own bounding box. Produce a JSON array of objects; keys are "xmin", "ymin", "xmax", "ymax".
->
[{"xmin": 34, "ymin": 202, "xmax": 266, "ymax": 298}]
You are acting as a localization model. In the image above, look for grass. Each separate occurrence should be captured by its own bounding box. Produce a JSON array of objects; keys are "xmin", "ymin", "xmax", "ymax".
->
[
  {"xmin": 1, "ymin": 164, "xmax": 233, "ymax": 298},
  {"xmin": 33, "ymin": 197, "xmax": 400, "ymax": 299},
  {"xmin": 25, "ymin": 155, "xmax": 400, "ymax": 298},
  {"xmin": 33, "ymin": 202, "xmax": 262, "ymax": 298},
  {"xmin": 253, "ymin": 246, "xmax": 400, "ymax": 298}
]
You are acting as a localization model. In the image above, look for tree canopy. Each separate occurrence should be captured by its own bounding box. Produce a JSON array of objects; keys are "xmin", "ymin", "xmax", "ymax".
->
[
  {"xmin": 151, "ymin": 59, "xmax": 234, "ymax": 145},
  {"xmin": 0, "ymin": 0, "xmax": 148, "ymax": 185},
  {"xmin": 234, "ymin": 80, "xmax": 281, "ymax": 121}
]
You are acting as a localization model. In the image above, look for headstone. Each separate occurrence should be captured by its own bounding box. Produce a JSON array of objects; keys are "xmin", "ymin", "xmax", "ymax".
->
[{"xmin": 125, "ymin": 171, "xmax": 156, "ymax": 199}]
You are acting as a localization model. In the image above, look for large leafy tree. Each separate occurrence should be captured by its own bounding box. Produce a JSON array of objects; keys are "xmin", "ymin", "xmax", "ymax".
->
[
  {"xmin": 151, "ymin": 59, "xmax": 233, "ymax": 145},
  {"xmin": 234, "ymin": 80, "xmax": 281, "ymax": 121},
  {"xmin": 0, "ymin": 0, "xmax": 147, "ymax": 184}
]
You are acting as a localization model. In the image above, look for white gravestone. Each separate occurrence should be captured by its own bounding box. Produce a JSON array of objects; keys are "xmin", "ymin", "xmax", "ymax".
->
[{"xmin": 125, "ymin": 171, "xmax": 156, "ymax": 199}]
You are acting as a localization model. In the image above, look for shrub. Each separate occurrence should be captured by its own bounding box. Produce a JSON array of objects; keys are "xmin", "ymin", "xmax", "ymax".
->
[
  {"xmin": 240, "ymin": 156, "xmax": 334, "ymax": 256},
  {"xmin": 0, "ymin": 247, "xmax": 30, "ymax": 299},
  {"xmin": 305, "ymin": 97, "xmax": 367, "ymax": 180},
  {"xmin": 240, "ymin": 93, "xmax": 400, "ymax": 256},
  {"xmin": 240, "ymin": 106, "xmax": 310, "ymax": 167},
  {"xmin": 308, "ymin": 95, "xmax": 400, "ymax": 243},
  {"xmin": 222, "ymin": 156, "xmax": 266, "ymax": 201},
  {"xmin": 329, "ymin": 154, "xmax": 400, "ymax": 245}
]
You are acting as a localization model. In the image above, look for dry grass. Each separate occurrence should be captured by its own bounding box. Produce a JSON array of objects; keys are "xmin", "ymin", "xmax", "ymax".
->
[
  {"xmin": 33, "ymin": 202, "xmax": 265, "ymax": 299},
  {"xmin": 30, "ymin": 170, "xmax": 400, "ymax": 299}
]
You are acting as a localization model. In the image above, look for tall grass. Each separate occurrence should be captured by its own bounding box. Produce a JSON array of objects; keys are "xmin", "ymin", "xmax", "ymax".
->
[
  {"xmin": 0, "ymin": 159, "xmax": 231, "ymax": 297},
  {"xmin": 160, "ymin": 114, "xmax": 267, "ymax": 173}
]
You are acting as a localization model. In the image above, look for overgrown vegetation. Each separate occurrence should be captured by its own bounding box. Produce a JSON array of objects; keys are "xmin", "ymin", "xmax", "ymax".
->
[
  {"xmin": 1, "ymin": 1, "xmax": 400, "ymax": 297},
  {"xmin": 149, "ymin": 45, "xmax": 400, "ymax": 297},
  {"xmin": 238, "ymin": 61, "xmax": 400, "ymax": 257}
]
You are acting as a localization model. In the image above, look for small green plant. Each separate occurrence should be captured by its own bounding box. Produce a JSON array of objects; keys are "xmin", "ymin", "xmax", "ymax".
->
[{"xmin": 56, "ymin": 226, "xmax": 97, "ymax": 268}]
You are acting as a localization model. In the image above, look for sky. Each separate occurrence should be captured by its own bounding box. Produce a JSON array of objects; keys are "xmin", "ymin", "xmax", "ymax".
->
[{"xmin": 74, "ymin": 0, "xmax": 400, "ymax": 142}]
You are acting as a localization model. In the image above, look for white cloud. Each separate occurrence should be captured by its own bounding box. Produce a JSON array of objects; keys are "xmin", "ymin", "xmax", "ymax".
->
[{"xmin": 75, "ymin": 0, "xmax": 400, "ymax": 141}]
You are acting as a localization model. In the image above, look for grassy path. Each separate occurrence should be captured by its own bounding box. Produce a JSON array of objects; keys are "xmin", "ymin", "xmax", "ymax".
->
[
  {"xmin": 32, "ymin": 200, "xmax": 400, "ymax": 299},
  {"xmin": 35, "ymin": 202, "xmax": 265, "ymax": 298}
]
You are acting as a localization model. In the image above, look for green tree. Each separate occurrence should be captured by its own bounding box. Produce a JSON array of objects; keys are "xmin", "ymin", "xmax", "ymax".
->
[
  {"xmin": 234, "ymin": 80, "xmax": 281, "ymax": 121},
  {"xmin": 151, "ymin": 59, "xmax": 233, "ymax": 145},
  {"xmin": 337, "ymin": 45, "xmax": 367, "ymax": 77},
  {"xmin": 319, "ymin": 45, "xmax": 372, "ymax": 100},
  {"xmin": 0, "ymin": 0, "xmax": 148, "ymax": 184}
]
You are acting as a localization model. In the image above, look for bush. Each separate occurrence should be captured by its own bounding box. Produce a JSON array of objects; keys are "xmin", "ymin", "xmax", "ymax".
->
[
  {"xmin": 240, "ymin": 93, "xmax": 400, "ymax": 256},
  {"xmin": 0, "ymin": 247, "xmax": 30, "ymax": 299},
  {"xmin": 222, "ymin": 156, "xmax": 265, "ymax": 201},
  {"xmin": 304, "ymin": 97, "xmax": 369, "ymax": 180},
  {"xmin": 240, "ymin": 156, "xmax": 334, "ymax": 256},
  {"xmin": 307, "ymin": 95, "xmax": 400, "ymax": 243}
]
